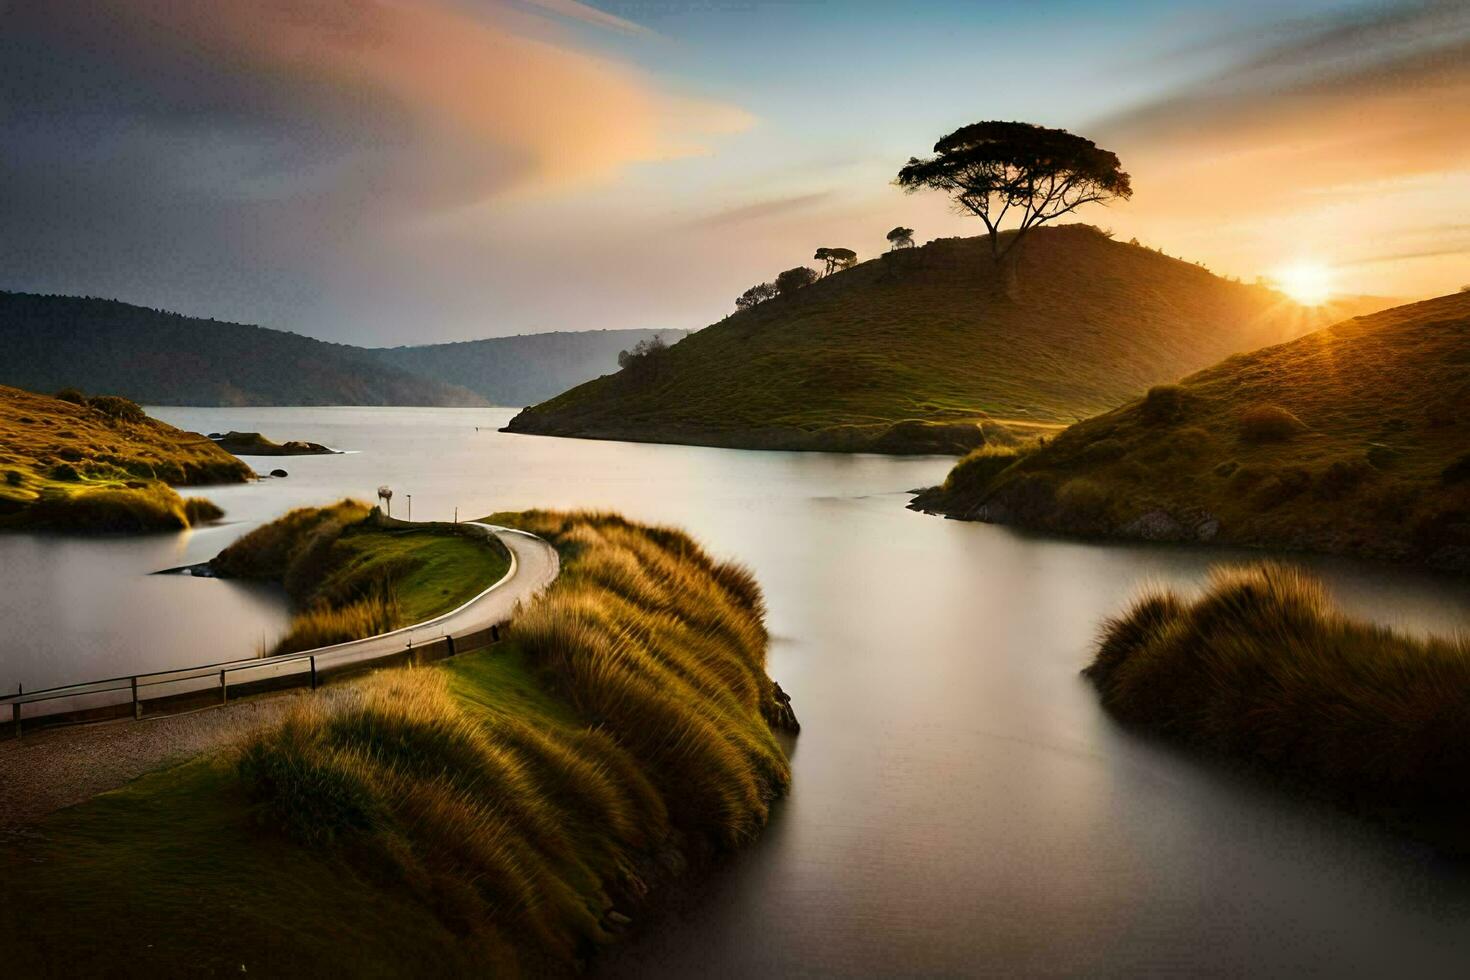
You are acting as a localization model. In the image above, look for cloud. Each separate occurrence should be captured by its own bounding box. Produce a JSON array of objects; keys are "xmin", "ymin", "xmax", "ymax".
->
[
  {"xmin": 1090, "ymin": 1, "xmax": 1470, "ymax": 294},
  {"xmin": 516, "ymin": 0, "xmax": 655, "ymax": 36},
  {"xmin": 0, "ymin": 0, "xmax": 751, "ymax": 332},
  {"xmin": 683, "ymin": 191, "xmax": 836, "ymax": 229}
]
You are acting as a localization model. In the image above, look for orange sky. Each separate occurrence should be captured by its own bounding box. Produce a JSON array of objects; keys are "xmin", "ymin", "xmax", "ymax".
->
[{"xmin": 3, "ymin": 0, "xmax": 1467, "ymax": 341}]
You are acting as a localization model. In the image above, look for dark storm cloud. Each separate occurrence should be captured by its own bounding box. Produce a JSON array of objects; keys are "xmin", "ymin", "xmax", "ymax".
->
[{"xmin": 0, "ymin": 0, "xmax": 745, "ymax": 336}]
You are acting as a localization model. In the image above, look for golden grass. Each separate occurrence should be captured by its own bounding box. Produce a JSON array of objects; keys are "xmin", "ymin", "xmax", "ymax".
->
[
  {"xmin": 919, "ymin": 291, "xmax": 1470, "ymax": 570},
  {"xmin": 1088, "ymin": 563, "xmax": 1470, "ymax": 818},
  {"xmin": 268, "ymin": 588, "xmax": 403, "ymax": 656},
  {"xmin": 235, "ymin": 509, "xmax": 793, "ymax": 971},
  {"xmin": 0, "ymin": 383, "xmax": 251, "ymax": 532},
  {"xmin": 213, "ymin": 500, "xmax": 510, "ymax": 655}
]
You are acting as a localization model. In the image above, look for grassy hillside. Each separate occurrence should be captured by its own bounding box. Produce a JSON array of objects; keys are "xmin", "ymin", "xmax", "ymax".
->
[
  {"xmin": 0, "ymin": 291, "xmax": 485, "ymax": 407},
  {"xmin": 0, "ymin": 384, "xmax": 252, "ymax": 532},
  {"xmin": 1089, "ymin": 563, "xmax": 1470, "ymax": 841},
  {"xmin": 913, "ymin": 292, "xmax": 1470, "ymax": 571},
  {"xmin": 211, "ymin": 501, "xmax": 511, "ymax": 655},
  {"xmin": 506, "ymin": 225, "xmax": 1380, "ymax": 454},
  {"xmin": 0, "ymin": 511, "xmax": 795, "ymax": 975},
  {"xmin": 373, "ymin": 328, "xmax": 682, "ymax": 407}
]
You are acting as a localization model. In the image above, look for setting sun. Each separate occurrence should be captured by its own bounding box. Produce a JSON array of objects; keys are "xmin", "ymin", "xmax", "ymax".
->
[{"xmin": 1276, "ymin": 261, "xmax": 1334, "ymax": 306}]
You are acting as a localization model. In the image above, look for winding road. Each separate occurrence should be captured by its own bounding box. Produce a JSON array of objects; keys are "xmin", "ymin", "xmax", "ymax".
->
[{"xmin": 0, "ymin": 523, "xmax": 559, "ymax": 831}]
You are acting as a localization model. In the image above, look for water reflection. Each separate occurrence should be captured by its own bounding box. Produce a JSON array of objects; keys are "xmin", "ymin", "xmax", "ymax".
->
[{"xmin": 2, "ymin": 406, "xmax": 1467, "ymax": 975}]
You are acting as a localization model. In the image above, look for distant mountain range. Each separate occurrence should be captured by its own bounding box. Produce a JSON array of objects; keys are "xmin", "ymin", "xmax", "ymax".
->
[
  {"xmin": 0, "ymin": 291, "xmax": 669, "ymax": 407},
  {"xmin": 505, "ymin": 225, "xmax": 1397, "ymax": 453},
  {"xmin": 370, "ymin": 329, "xmax": 682, "ymax": 408}
]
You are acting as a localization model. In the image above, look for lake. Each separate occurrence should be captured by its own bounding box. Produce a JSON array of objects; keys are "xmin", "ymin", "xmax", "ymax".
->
[{"xmin": 4, "ymin": 406, "xmax": 1470, "ymax": 975}]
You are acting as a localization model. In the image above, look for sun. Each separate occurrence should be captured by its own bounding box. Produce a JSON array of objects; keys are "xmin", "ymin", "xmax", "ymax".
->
[{"xmin": 1275, "ymin": 261, "xmax": 1334, "ymax": 306}]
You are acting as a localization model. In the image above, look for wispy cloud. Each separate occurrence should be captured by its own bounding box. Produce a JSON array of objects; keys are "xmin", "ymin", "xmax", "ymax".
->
[
  {"xmin": 516, "ymin": 0, "xmax": 656, "ymax": 36},
  {"xmin": 1092, "ymin": 1, "xmax": 1470, "ymax": 293},
  {"xmin": 683, "ymin": 191, "xmax": 835, "ymax": 229}
]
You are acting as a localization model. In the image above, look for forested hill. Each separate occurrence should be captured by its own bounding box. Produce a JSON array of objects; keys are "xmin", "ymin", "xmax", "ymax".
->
[
  {"xmin": 370, "ymin": 329, "xmax": 679, "ymax": 407},
  {"xmin": 0, "ymin": 292, "xmax": 485, "ymax": 407},
  {"xmin": 505, "ymin": 225, "xmax": 1390, "ymax": 454},
  {"xmin": 0, "ymin": 291, "xmax": 669, "ymax": 407}
]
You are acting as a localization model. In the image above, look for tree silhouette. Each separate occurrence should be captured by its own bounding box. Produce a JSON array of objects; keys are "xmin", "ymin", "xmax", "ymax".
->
[
  {"xmin": 617, "ymin": 334, "xmax": 668, "ymax": 372},
  {"xmin": 814, "ymin": 247, "xmax": 857, "ymax": 276},
  {"xmin": 736, "ymin": 281, "xmax": 779, "ymax": 310},
  {"xmin": 775, "ymin": 266, "xmax": 819, "ymax": 295},
  {"xmin": 886, "ymin": 226, "xmax": 915, "ymax": 250},
  {"xmin": 896, "ymin": 121, "xmax": 1131, "ymax": 296}
]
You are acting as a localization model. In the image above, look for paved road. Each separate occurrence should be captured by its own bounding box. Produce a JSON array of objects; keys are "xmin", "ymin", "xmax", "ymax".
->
[
  {"xmin": 0, "ymin": 524, "xmax": 559, "ymax": 830},
  {"xmin": 295, "ymin": 523, "xmax": 560, "ymax": 666}
]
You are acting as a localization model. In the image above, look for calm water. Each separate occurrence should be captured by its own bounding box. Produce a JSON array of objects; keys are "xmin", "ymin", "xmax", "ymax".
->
[{"xmin": 5, "ymin": 406, "xmax": 1470, "ymax": 975}]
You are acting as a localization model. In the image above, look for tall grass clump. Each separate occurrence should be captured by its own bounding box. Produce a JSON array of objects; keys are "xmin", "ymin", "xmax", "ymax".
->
[
  {"xmin": 1236, "ymin": 403, "xmax": 1308, "ymax": 443},
  {"xmin": 942, "ymin": 442, "xmax": 1031, "ymax": 496},
  {"xmin": 1087, "ymin": 563, "xmax": 1470, "ymax": 814},
  {"xmin": 234, "ymin": 509, "xmax": 793, "ymax": 968},
  {"xmin": 212, "ymin": 499, "xmax": 371, "ymax": 579},
  {"xmin": 237, "ymin": 669, "xmax": 665, "ymax": 971},
  {"xmin": 267, "ymin": 585, "xmax": 403, "ymax": 656},
  {"xmin": 503, "ymin": 510, "xmax": 794, "ymax": 849},
  {"xmin": 28, "ymin": 483, "xmax": 194, "ymax": 532}
]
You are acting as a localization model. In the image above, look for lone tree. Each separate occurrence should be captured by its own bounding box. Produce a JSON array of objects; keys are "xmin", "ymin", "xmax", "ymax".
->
[
  {"xmin": 736, "ymin": 280, "xmax": 779, "ymax": 310},
  {"xmin": 814, "ymin": 247, "xmax": 857, "ymax": 277},
  {"xmin": 775, "ymin": 266, "xmax": 819, "ymax": 295},
  {"xmin": 886, "ymin": 226, "xmax": 915, "ymax": 250},
  {"xmin": 896, "ymin": 121, "xmax": 1131, "ymax": 297}
]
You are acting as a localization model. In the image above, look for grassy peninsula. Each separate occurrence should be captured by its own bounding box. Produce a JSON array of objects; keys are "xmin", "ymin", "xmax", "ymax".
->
[
  {"xmin": 507, "ymin": 226, "xmax": 1383, "ymax": 454},
  {"xmin": 0, "ymin": 511, "xmax": 794, "ymax": 975},
  {"xmin": 211, "ymin": 501, "xmax": 511, "ymax": 655},
  {"xmin": 0, "ymin": 384, "xmax": 252, "ymax": 532},
  {"xmin": 1090, "ymin": 563, "xmax": 1470, "ymax": 836},
  {"xmin": 914, "ymin": 292, "xmax": 1470, "ymax": 571}
]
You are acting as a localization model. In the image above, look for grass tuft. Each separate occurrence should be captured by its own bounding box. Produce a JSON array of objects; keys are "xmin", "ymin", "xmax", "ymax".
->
[
  {"xmin": 1088, "ymin": 563, "xmax": 1470, "ymax": 816},
  {"xmin": 1237, "ymin": 403, "xmax": 1308, "ymax": 443}
]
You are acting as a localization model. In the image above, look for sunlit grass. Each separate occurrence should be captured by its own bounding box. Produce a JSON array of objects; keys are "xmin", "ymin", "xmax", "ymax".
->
[
  {"xmin": 920, "ymin": 291, "xmax": 1470, "ymax": 569},
  {"xmin": 213, "ymin": 500, "xmax": 510, "ymax": 654},
  {"xmin": 0, "ymin": 384, "xmax": 251, "ymax": 531},
  {"xmin": 0, "ymin": 509, "xmax": 794, "ymax": 973}
]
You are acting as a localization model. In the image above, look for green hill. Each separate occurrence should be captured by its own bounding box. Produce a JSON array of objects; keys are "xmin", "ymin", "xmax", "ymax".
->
[
  {"xmin": 0, "ymin": 384, "xmax": 253, "ymax": 532},
  {"xmin": 372, "ymin": 329, "xmax": 681, "ymax": 407},
  {"xmin": 505, "ymin": 225, "xmax": 1383, "ymax": 454},
  {"xmin": 912, "ymin": 292, "xmax": 1470, "ymax": 571}
]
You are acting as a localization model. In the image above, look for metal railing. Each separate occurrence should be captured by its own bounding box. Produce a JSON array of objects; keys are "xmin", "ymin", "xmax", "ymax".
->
[{"xmin": 2, "ymin": 521, "xmax": 531, "ymax": 738}]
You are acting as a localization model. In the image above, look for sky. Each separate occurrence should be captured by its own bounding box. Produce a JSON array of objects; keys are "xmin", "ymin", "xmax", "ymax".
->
[{"xmin": 2, "ymin": 0, "xmax": 1467, "ymax": 345}]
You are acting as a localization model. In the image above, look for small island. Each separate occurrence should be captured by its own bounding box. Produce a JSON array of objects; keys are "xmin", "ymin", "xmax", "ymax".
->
[{"xmin": 210, "ymin": 430, "xmax": 339, "ymax": 456}]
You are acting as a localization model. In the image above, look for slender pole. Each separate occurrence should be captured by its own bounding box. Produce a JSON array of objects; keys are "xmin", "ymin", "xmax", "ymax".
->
[
  {"xmin": 310, "ymin": 656, "xmax": 318, "ymax": 691},
  {"xmin": 219, "ymin": 670, "xmax": 227, "ymax": 705},
  {"xmin": 12, "ymin": 683, "xmax": 20, "ymax": 740},
  {"xmin": 132, "ymin": 676, "xmax": 141, "ymax": 720},
  {"xmin": 407, "ymin": 495, "xmax": 412, "ymax": 522}
]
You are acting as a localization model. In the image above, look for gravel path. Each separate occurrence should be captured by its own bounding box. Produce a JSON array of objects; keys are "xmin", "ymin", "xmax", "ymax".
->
[
  {"xmin": 0, "ymin": 526, "xmax": 559, "ymax": 834},
  {"xmin": 0, "ymin": 689, "xmax": 318, "ymax": 831}
]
